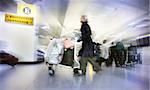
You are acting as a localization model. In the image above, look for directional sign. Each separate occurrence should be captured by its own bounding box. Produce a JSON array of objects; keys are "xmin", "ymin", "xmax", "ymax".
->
[{"xmin": 5, "ymin": 14, "xmax": 34, "ymax": 25}]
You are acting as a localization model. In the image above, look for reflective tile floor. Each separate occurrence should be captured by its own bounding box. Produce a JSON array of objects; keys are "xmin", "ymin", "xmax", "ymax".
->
[{"xmin": 0, "ymin": 63, "xmax": 149, "ymax": 90}]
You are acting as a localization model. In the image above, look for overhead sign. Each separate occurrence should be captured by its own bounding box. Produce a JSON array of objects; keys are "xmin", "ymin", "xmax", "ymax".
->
[
  {"xmin": 17, "ymin": 4, "xmax": 36, "ymax": 16},
  {"xmin": 23, "ymin": 7, "xmax": 31, "ymax": 15},
  {"xmin": 5, "ymin": 14, "xmax": 34, "ymax": 25}
]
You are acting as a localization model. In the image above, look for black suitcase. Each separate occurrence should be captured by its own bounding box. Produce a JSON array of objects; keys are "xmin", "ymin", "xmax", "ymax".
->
[{"xmin": 60, "ymin": 48, "xmax": 74, "ymax": 67}]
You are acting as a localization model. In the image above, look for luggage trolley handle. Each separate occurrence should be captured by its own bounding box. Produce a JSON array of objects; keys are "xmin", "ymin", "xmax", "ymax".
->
[{"xmin": 73, "ymin": 37, "xmax": 80, "ymax": 69}]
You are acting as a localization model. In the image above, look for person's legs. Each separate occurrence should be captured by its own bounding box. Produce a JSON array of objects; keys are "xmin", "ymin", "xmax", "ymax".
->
[
  {"xmin": 122, "ymin": 53, "xmax": 126, "ymax": 66},
  {"xmin": 79, "ymin": 57, "xmax": 88, "ymax": 75},
  {"xmin": 121, "ymin": 53, "xmax": 126, "ymax": 66},
  {"xmin": 118, "ymin": 56, "xmax": 123, "ymax": 67},
  {"xmin": 114, "ymin": 56, "xmax": 119, "ymax": 67},
  {"xmin": 88, "ymin": 57, "xmax": 101, "ymax": 72},
  {"xmin": 48, "ymin": 64, "xmax": 55, "ymax": 75},
  {"xmin": 108, "ymin": 55, "xmax": 113, "ymax": 66},
  {"xmin": 97, "ymin": 57, "xmax": 105, "ymax": 67},
  {"xmin": 73, "ymin": 68, "xmax": 80, "ymax": 75},
  {"xmin": 105, "ymin": 59, "xmax": 110, "ymax": 67},
  {"xmin": 124, "ymin": 51, "xmax": 127, "ymax": 65},
  {"xmin": 117, "ymin": 52, "xmax": 124, "ymax": 67},
  {"xmin": 115, "ymin": 54, "xmax": 121, "ymax": 67}
]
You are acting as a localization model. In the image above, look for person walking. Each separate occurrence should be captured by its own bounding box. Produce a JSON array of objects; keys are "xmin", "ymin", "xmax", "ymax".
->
[
  {"xmin": 78, "ymin": 15, "xmax": 100, "ymax": 75},
  {"xmin": 109, "ymin": 42, "xmax": 118, "ymax": 67},
  {"xmin": 97, "ymin": 40, "xmax": 109, "ymax": 67}
]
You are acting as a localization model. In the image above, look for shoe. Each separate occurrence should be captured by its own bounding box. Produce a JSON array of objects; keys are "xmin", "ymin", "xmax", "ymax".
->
[
  {"xmin": 74, "ymin": 70, "xmax": 86, "ymax": 76},
  {"xmin": 73, "ymin": 69, "xmax": 80, "ymax": 75},
  {"xmin": 75, "ymin": 72, "xmax": 86, "ymax": 76}
]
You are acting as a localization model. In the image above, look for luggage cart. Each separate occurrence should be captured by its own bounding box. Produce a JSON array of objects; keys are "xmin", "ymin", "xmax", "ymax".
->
[{"xmin": 45, "ymin": 37, "xmax": 81, "ymax": 76}]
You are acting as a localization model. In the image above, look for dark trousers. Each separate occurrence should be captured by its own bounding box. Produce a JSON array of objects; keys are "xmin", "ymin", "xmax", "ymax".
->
[
  {"xmin": 109, "ymin": 55, "xmax": 119, "ymax": 67},
  {"xmin": 97, "ymin": 57, "xmax": 108, "ymax": 67},
  {"xmin": 116, "ymin": 55, "xmax": 125, "ymax": 66},
  {"xmin": 79, "ymin": 57, "xmax": 100, "ymax": 74}
]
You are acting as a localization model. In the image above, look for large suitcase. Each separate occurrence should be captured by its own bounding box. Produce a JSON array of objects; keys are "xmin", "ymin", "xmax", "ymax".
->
[
  {"xmin": 0, "ymin": 51, "xmax": 18, "ymax": 66},
  {"xmin": 60, "ymin": 48, "xmax": 74, "ymax": 67}
]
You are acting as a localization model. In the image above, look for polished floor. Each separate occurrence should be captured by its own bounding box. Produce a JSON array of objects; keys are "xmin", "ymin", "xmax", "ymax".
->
[{"xmin": 0, "ymin": 63, "xmax": 149, "ymax": 90}]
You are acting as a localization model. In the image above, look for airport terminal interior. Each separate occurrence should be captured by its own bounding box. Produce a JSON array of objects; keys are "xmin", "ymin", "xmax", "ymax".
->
[{"xmin": 0, "ymin": 0, "xmax": 150, "ymax": 90}]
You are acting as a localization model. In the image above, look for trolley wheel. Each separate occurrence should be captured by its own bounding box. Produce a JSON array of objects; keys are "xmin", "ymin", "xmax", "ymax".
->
[{"xmin": 49, "ymin": 69, "xmax": 55, "ymax": 76}]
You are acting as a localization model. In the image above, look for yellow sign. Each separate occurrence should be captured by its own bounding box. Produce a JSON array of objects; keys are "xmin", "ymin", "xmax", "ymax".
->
[
  {"xmin": 17, "ymin": 4, "xmax": 36, "ymax": 16},
  {"xmin": 5, "ymin": 14, "xmax": 34, "ymax": 25}
]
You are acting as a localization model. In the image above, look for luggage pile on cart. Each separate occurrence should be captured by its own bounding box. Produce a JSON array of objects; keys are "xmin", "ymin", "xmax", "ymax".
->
[{"xmin": 44, "ymin": 37, "xmax": 82, "ymax": 75}]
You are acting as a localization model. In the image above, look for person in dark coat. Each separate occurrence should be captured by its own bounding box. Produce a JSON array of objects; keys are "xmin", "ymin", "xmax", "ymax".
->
[
  {"xmin": 78, "ymin": 15, "xmax": 100, "ymax": 75},
  {"xmin": 109, "ymin": 42, "xmax": 118, "ymax": 67},
  {"xmin": 115, "ymin": 41, "xmax": 126, "ymax": 67},
  {"xmin": 94, "ymin": 43, "xmax": 101, "ymax": 61}
]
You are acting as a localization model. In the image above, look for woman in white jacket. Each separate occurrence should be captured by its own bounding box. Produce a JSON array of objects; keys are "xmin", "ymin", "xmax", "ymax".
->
[
  {"xmin": 97, "ymin": 40, "xmax": 109, "ymax": 67},
  {"xmin": 45, "ymin": 38, "xmax": 64, "ymax": 75}
]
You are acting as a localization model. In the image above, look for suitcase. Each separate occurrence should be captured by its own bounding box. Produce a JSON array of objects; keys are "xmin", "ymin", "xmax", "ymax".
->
[
  {"xmin": 60, "ymin": 38, "xmax": 81, "ymax": 68},
  {"xmin": 0, "ymin": 51, "xmax": 18, "ymax": 66},
  {"xmin": 60, "ymin": 48, "xmax": 74, "ymax": 67}
]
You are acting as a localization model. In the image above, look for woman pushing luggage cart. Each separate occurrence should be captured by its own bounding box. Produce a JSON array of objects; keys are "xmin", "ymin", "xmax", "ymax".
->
[
  {"xmin": 45, "ymin": 37, "xmax": 81, "ymax": 76},
  {"xmin": 45, "ymin": 38, "xmax": 64, "ymax": 75}
]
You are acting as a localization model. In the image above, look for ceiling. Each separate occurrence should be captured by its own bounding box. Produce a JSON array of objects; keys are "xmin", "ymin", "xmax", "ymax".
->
[{"xmin": 0, "ymin": 0, "xmax": 150, "ymax": 43}]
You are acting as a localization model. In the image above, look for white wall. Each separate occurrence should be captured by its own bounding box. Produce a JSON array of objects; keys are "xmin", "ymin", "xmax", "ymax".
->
[{"xmin": 0, "ymin": 12, "xmax": 36, "ymax": 62}]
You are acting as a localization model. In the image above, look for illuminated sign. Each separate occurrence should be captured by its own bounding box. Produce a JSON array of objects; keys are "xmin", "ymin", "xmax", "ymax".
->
[
  {"xmin": 23, "ymin": 7, "xmax": 31, "ymax": 15},
  {"xmin": 17, "ymin": 4, "xmax": 36, "ymax": 16},
  {"xmin": 5, "ymin": 14, "xmax": 34, "ymax": 25}
]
